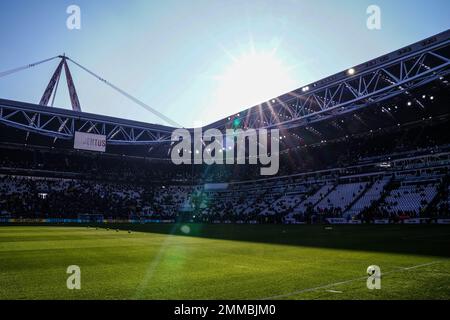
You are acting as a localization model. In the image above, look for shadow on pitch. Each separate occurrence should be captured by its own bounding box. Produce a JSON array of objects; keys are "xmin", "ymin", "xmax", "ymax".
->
[{"xmin": 102, "ymin": 223, "xmax": 450, "ymax": 258}]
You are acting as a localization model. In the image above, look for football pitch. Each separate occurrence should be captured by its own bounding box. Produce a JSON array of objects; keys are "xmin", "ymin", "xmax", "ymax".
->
[{"xmin": 0, "ymin": 224, "xmax": 449, "ymax": 300}]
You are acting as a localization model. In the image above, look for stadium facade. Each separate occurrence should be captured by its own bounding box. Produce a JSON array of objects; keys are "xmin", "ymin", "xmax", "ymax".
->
[{"xmin": 0, "ymin": 29, "xmax": 449, "ymax": 224}]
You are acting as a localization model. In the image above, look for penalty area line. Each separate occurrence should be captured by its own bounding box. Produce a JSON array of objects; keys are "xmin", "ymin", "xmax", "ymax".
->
[{"xmin": 260, "ymin": 260, "xmax": 441, "ymax": 300}]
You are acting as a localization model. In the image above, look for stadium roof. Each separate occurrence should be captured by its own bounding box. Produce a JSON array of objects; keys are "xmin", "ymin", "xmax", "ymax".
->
[
  {"xmin": 0, "ymin": 29, "xmax": 448, "ymax": 149},
  {"xmin": 207, "ymin": 29, "xmax": 450, "ymax": 131}
]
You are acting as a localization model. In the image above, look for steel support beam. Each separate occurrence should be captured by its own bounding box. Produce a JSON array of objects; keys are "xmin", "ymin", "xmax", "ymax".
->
[{"xmin": 0, "ymin": 100, "xmax": 173, "ymax": 144}]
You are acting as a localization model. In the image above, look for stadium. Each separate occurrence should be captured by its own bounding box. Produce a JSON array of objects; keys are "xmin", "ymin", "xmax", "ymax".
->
[{"xmin": 0, "ymin": 1, "xmax": 449, "ymax": 304}]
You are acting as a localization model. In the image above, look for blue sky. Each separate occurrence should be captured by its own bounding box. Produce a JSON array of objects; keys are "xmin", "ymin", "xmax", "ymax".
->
[{"xmin": 0, "ymin": 0, "xmax": 449, "ymax": 127}]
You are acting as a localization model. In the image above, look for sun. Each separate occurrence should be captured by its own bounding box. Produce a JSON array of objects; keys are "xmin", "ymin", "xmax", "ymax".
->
[{"xmin": 213, "ymin": 50, "xmax": 296, "ymax": 114}]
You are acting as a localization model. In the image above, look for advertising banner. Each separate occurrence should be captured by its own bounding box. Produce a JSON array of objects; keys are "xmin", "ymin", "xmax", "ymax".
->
[{"xmin": 74, "ymin": 131, "xmax": 106, "ymax": 152}]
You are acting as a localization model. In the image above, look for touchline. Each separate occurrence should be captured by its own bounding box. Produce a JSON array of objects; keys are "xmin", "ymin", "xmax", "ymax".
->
[{"xmin": 170, "ymin": 127, "xmax": 280, "ymax": 176}]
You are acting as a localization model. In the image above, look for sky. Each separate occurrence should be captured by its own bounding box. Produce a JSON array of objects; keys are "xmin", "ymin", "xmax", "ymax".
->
[{"xmin": 0, "ymin": 0, "xmax": 449, "ymax": 127}]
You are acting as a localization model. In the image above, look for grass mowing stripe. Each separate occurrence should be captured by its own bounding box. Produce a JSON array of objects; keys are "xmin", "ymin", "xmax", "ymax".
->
[
  {"xmin": 1, "ymin": 225, "xmax": 449, "ymax": 299},
  {"xmin": 261, "ymin": 261, "xmax": 441, "ymax": 300}
]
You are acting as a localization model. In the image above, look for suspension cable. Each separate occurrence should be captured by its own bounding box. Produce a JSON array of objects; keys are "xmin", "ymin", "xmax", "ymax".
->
[
  {"xmin": 0, "ymin": 56, "xmax": 60, "ymax": 78},
  {"xmin": 66, "ymin": 57, "xmax": 182, "ymax": 128}
]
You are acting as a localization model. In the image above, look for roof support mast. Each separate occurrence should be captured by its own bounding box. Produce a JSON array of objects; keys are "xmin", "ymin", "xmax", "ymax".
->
[
  {"xmin": 0, "ymin": 54, "xmax": 180, "ymax": 127},
  {"xmin": 39, "ymin": 55, "xmax": 82, "ymax": 112}
]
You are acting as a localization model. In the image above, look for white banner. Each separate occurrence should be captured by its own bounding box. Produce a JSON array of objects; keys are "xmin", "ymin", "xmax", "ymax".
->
[
  {"xmin": 326, "ymin": 218, "xmax": 347, "ymax": 224},
  {"xmin": 374, "ymin": 219, "xmax": 390, "ymax": 224},
  {"xmin": 437, "ymin": 219, "xmax": 450, "ymax": 224},
  {"xmin": 403, "ymin": 218, "xmax": 421, "ymax": 224},
  {"xmin": 204, "ymin": 183, "xmax": 229, "ymax": 190},
  {"xmin": 74, "ymin": 131, "xmax": 106, "ymax": 152}
]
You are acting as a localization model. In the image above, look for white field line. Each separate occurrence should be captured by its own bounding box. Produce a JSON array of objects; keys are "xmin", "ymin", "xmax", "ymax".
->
[{"xmin": 261, "ymin": 261, "xmax": 441, "ymax": 300}]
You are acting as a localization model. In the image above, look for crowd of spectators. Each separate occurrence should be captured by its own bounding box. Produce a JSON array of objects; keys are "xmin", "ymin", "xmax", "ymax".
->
[
  {"xmin": 0, "ymin": 119, "xmax": 449, "ymax": 223},
  {"xmin": 1, "ymin": 120, "xmax": 449, "ymax": 185}
]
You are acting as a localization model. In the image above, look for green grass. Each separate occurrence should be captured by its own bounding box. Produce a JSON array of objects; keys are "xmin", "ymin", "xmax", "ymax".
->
[{"xmin": 0, "ymin": 224, "xmax": 449, "ymax": 300}]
